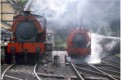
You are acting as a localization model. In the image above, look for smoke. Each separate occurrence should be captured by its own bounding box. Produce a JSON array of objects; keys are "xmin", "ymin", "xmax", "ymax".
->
[
  {"xmin": 24, "ymin": 0, "xmax": 120, "ymax": 32},
  {"xmin": 24, "ymin": 0, "xmax": 34, "ymax": 11},
  {"xmin": 85, "ymin": 33, "xmax": 120, "ymax": 64},
  {"xmin": 85, "ymin": 34, "xmax": 103, "ymax": 64}
]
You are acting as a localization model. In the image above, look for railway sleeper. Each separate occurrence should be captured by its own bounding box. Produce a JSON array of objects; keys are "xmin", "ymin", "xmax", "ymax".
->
[
  {"xmin": 75, "ymin": 65, "xmax": 112, "ymax": 78},
  {"xmin": 97, "ymin": 67, "xmax": 120, "ymax": 76},
  {"xmin": 102, "ymin": 61, "xmax": 120, "ymax": 70},
  {"xmin": 37, "ymin": 73, "xmax": 77, "ymax": 79},
  {"xmin": 88, "ymin": 64, "xmax": 118, "ymax": 80}
]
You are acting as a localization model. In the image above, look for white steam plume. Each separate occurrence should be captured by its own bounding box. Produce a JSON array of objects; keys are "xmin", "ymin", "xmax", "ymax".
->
[
  {"xmin": 24, "ymin": 0, "xmax": 119, "ymax": 32},
  {"xmin": 85, "ymin": 33, "xmax": 120, "ymax": 64}
]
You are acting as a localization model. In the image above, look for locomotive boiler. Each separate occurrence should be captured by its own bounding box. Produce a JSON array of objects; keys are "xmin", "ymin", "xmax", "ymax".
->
[
  {"xmin": 5, "ymin": 11, "xmax": 52, "ymax": 64},
  {"xmin": 67, "ymin": 28, "xmax": 91, "ymax": 57}
]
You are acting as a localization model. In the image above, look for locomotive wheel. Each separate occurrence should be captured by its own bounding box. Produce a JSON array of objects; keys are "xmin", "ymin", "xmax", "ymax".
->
[
  {"xmin": 15, "ymin": 54, "xmax": 24, "ymax": 64},
  {"xmin": 36, "ymin": 52, "xmax": 41, "ymax": 61},
  {"xmin": 27, "ymin": 54, "xmax": 36, "ymax": 64},
  {"xmin": 5, "ymin": 54, "xmax": 12, "ymax": 64},
  {"xmin": 27, "ymin": 52, "xmax": 41, "ymax": 64},
  {"xmin": 5, "ymin": 46, "xmax": 12, "ymax": 64}
]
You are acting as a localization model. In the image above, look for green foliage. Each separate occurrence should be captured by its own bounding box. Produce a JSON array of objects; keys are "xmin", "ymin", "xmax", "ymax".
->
[
  {"xmin": 18, "ymin": 0, "xmax": 28, "ymax": 5},
  {"xmin": 54, "ymin": 35, "xmax": 66, "ymax": 50},
  {"xmin": 20, "ymin": 0, "xmax": 28, "ymax": 3}
]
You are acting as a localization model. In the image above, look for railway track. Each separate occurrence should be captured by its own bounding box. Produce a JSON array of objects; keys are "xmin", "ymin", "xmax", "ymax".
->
[
  {"xmin": 1, "ymin": 63, "xmax": 37, "ymax": 80},
  {"xmin": 34, "ymin": 56, "xmax": 120, "ymax": 80},
  {"xmin": 33, "ymin": 60, "xmax": 77, "ymax": 80},
  {"xmin": 102, "ymin": 56, "xmax": 120, "ymax": 69},
  {"xmin": 1, "ymin": 63, "xmax": 23, "ymax": 80},
  {"xmin": 1, "ymin": 56, "xmax": 120, "ymax": 80},
  {"xmin": 70, "ymin": 62, "xmax": 120, "ymax": 80},
  {"xmin": 34, "ymin": 63, "xmax": 42, "ymax": 80}
]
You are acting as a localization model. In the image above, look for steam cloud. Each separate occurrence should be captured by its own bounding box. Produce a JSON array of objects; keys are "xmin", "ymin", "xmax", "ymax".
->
[
  {"xmin": 85, "ymin": 33, "xmax": 120, "ymax": 64},
  {"xmin": 24, "ymin": 0, "xmax": 120, "ymax": 32}
]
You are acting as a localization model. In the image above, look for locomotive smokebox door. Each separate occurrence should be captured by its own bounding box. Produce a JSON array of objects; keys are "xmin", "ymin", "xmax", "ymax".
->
[{"xmin": 16, "ymin": 21, "xmax": 38, "ymax": 42}]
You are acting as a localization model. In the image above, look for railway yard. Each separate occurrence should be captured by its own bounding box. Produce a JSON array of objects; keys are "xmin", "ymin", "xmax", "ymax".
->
[
  {"xmin": 1, "ymin": 0, "xmax": 120, "ymax": 80},
  {"xmin": 1, "ymin": 52, "xmax": 120, "ymax": 80}
]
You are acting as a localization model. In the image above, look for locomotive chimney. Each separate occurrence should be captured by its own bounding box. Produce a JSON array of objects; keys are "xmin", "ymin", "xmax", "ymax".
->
[{"xmin": 23, "ymin": 11, "xmax": 31, "ymax": 16}]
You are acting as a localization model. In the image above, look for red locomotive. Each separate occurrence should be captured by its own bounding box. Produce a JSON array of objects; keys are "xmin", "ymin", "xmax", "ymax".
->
[
  {"xmin": 67, "ymin": 28, "xmax": 91, "ymax": 57},
  {"xmin": 5, "ymin": 11, "xmax": 52, "ymax": 64}
]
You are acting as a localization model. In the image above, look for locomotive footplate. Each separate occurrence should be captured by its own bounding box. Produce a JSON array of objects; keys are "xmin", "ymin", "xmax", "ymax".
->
[{"xmin": 6, "ymin": 43, "xmax": 45, "ymax": 64}]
